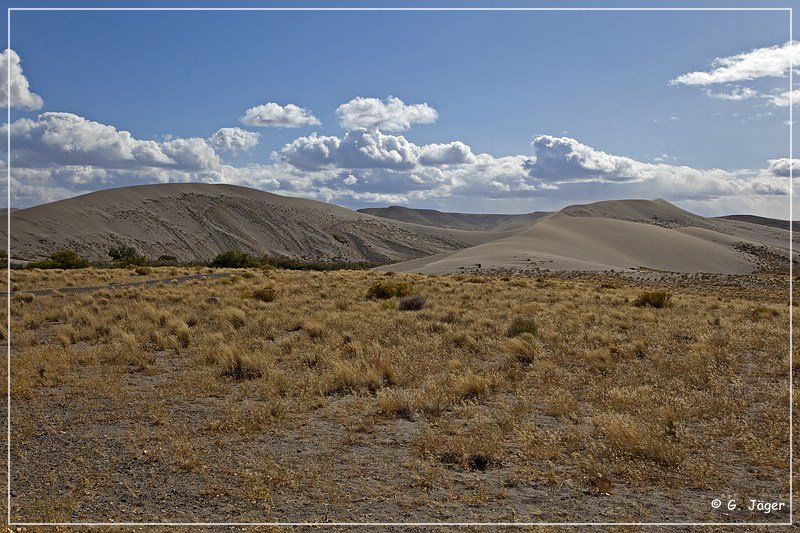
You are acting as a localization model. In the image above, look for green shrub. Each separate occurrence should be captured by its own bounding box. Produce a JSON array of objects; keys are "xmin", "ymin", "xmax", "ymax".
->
[
  {"xmin": 252, "ymin": 286, "xmax": 277, "ymax": 302},
  {"xmin": 367, "ymin": 279, "xmax": 413, "ymax": 299},
  {"xmin": 108, "ymin": 245, "xmax": 147, "ymax": 266},
  {"xmin": 506, "ymin": 316, "xmax": 537, "ymax": 337},
  {"xmin": 209, "ymin": 250, "xmax": 260, "ymax": 268},
  {"xmin": 633, "ymin": 291, "xmax": 672, "ymax": 308},
  {"xmin": 397, "ymin": 294, "xmax": 426, "ymax": 311},
  {"xmin": 28, "ymin": 249, "xmax": 90, "ymax": 269}
]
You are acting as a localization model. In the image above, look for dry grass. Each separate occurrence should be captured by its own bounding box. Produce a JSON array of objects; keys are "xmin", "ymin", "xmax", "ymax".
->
[{"xmin": 6, "ymin": 266, "xmax": 791, "ymax": 523}]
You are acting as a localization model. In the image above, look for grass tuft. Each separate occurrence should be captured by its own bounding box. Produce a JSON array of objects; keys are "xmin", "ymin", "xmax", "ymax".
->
[{"xmin": 632, "ymin": 290, "xmax": 672, "ymax": 308}]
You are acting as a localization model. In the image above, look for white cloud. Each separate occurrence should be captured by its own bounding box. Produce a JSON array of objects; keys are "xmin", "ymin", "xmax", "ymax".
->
[
  {"xmin": 765, "ymin": 88, "xmax": 800, "ymax": 107},
  {"xmin": 3, "ymin": 112, "xmax": 222, "ymax": 173},
  {"xmin": 278, "ymin": 129, "xmax": 479, "ymax": 172},
  {"xmin": 336, "ymin": 96, "xmax": 438, "ymax": 131},
  {"xmin": 705, "ymin": 86, "xmax": 758, "ymax": 101},
  {"xmin": 209, "ymin": 127, "xmax": 261, "ymax": 153},
  {"xmin": 0, "ymin": 49, "xmax": 43, "ymax": 111},
  {"xmin": 240, "ymin": 102, "xmax": 320, "ymax": 128},
  {"xmin": 4, "ymin": 108, "xmax": 794, "ymax": 220},
  {"xmin": 671, "ymin": 41, "xmax": 800, "ymax": 86},
  {"xmin": 526, "ymin": 135, "xmax": 789, "ymax": 201}
]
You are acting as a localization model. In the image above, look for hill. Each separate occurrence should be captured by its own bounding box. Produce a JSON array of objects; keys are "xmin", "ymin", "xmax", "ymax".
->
[
  {"xmin": 715, "ymin": 214, "xmax": 799, "ymax": 232},
  {"xmin": 4, "ymin": 183, "xmax": 504, "ymax": 263},
  {"xmin": 381, "ymin": 199, "xmax": 795, "ymax": 275}
]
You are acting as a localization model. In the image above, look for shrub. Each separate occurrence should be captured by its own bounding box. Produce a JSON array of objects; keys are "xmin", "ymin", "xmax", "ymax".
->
[
  {"xmin": 397, "ymin": 294, "xmax": 426, "ymax": 311},
  {"xmin": 135, "ymin": 266, "xmax": 151, "ymax": 276},
  {"xmin": 28, "ymin": 249, "xmax": 90, "ymax": 269},
  {"xmin": 252, "ymin": 286, "xmax": 277, "ymax": 302},
  {"xmin": 367, "ymin": 279, "xmax": 413, "ymax": 299},
  {"xmin": 632, "ymin": 291, "xmax": 672, "ymax": 308},
  {"xmin": 209, "ymin": 250, "xmax": 260, "ymax": 268},
  {"xmin": 108, "ymin": 245, "xmax": 147, "ymax": 266},
  {"xmin": 506, "ymin": 316, "xmax": 537, "ymax": 337}
]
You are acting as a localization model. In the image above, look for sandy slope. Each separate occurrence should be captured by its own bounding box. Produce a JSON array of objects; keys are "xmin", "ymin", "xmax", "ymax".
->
[
  {"xmin": 357, "ymin": 205, "xmax": 550, "ymax": 232},
  {"xmin": 382, "ymin": 199, "xmax": 794, "ymax": 274},
  {"xmin": 4, "ymin": 183, "xmax": 506, "ymax": 263}
]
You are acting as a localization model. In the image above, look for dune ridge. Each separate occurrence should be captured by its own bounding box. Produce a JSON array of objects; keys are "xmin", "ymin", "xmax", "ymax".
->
[{"xmin": 4, "ymin": 183, "xmax": 505, "ymax": 263}]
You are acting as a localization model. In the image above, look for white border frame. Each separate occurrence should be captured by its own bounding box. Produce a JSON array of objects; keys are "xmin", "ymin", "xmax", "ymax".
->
[{"xmin": 4, "ymin": 5, "xmax": 794, "ymax": 528}]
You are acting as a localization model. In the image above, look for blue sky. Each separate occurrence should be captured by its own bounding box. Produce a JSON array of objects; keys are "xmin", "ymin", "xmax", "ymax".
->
[{"xmin": 1, "ymin": 1, "xmax": 798, "ymax": 217}]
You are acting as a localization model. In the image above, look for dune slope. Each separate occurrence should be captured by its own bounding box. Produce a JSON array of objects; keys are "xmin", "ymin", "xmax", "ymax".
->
[
  {"xmin": 383, "ymin": 199, "xmax": 794, "ymax": 274},
  {"xmin": 5, "ymin": 183, "xmax": 504, "ymax": 263}
]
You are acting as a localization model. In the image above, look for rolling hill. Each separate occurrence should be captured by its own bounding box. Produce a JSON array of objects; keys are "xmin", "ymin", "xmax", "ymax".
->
[
  {"xmin": 381, "ymin": 199, "xmax": 795, "ymax": 275},
  {"xmin": 3, "ymin": 183, "xmax": 506, "ymax": 264}
]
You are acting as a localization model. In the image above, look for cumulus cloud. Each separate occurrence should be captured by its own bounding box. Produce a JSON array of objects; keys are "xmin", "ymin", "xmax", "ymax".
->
[
  {"xmin": 336, "ymin": 96, "xmax": 438, "ymax": 131},
  {"xmin": 4, "ymin": 107, "xmax": 794, "ymax": 219},
  {"xmin": 0, "ymin": 49, "xmax": 43, "ymax": 111},
  {"xmin": 240, "ymin": 103, "xmax": 320, "ymax": 128},
  {"xmin": 209, "ymin": 127, "xmax": 260, "ymax": 153},
  {"xmin": 278, "ymin": 129, "xmax": 477, "ymax": 171},
  {"xmin": 3, "ymin": 112, "xmax": 221, "ymax": 173},
  {"xmin": 671, "ymin": 41, "xmax": 799, "ymax": 86},
  {"xmin": 526, "ymin": 135, "xmax": 789, "ymax": 200}
]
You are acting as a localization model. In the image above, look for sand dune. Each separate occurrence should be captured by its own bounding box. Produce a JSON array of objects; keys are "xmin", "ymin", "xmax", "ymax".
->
[
  {"xmin": 382, "ymin": 199, "xmax": 794, "ymax": 274},
  {"xmin": 8, "ymin": 189, "xmax": 792, "ymax": 274},
  {"xmin": 357, "ymin": 205, "xmax": 550, "ymax": 232},
  {"xmin": 4, "ymin": 183, "xmax": 505, "ymax": 263}
]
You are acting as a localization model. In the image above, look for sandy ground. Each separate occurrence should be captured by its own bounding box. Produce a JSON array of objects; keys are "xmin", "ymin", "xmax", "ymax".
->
[{"xmin": 381, "ymin": 199, "xmax": 795, "ymax": 275}]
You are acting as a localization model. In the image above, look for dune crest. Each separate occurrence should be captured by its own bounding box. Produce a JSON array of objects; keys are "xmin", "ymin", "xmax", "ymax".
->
[{"xmin": 382, "ymin": 199, "xmax": 794, "ymax": 274}]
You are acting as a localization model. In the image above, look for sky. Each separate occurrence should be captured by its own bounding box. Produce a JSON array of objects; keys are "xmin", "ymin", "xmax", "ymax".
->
[{"xmin": 1, "ymin": 1, "xmax": 798, "ymax": 218}]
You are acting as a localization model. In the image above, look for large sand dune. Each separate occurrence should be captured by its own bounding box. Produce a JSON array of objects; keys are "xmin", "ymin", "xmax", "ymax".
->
[
  {"xmin": 4, "ymin": 183, "xmax": 506, "ymax": 263},
  {"xmin": 382, "ymin": 199, "xmax": 795, "ymax": 274}
]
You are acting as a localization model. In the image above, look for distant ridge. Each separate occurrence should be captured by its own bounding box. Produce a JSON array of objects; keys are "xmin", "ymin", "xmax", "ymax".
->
[
  {"xmin": 357, "ymin": 205, "xmax": 550, "ymax": 232},
  {"xmin": 715, "ymin": 214, "xmax": 799, "ymax": 232}
]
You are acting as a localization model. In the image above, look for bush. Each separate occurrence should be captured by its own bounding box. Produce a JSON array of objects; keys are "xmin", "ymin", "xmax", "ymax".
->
[
  {"xmin": 506, "ymin": 316, "xmax": 537, "ymax": 337},
  {"xmin": 633, "ymin": 291, "xmax": 672, "ymax": 308},
  {"xmin": 134, "ymin": 266, "xmax": 151, "ymax": 275},
  {"xmin": 209, "ymin": 250, "xmax": 260, "ymax": 268},
  {"xmin": 367, "ymin": 279, "xmax": 413, "ymax": 299},
  {"xmin": 108, "ymin": 245, "xmax": 147, "ymax": 266},
  {"xmin": 252, "ymin": 286, "xmax": 277, "ymax": 302},
  {"xmin": 397, "ymin": 294, "xmax": 426, "ymax": 311},
  {"xmin": 28, "ymin": 249, "xmax": 90, "ymax": 269}
]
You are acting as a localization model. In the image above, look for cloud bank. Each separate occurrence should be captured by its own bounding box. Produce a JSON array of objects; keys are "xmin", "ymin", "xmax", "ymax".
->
[{"xmin": 2, "ymin": 46, "xmax": 792, "ymax": 219}]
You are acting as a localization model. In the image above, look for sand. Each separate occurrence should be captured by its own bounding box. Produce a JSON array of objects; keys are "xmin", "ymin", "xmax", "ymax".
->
[
  {"xmin": 382, "ymin": 199, "xmax": 795, "ymax": 275},
  {"xmin": 3, "ymin": 183, "xmax": 507, "ymax": 263},
  {"xmin": 6, "ymin": 187, "xmax": 793, "ymax": 274}
]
